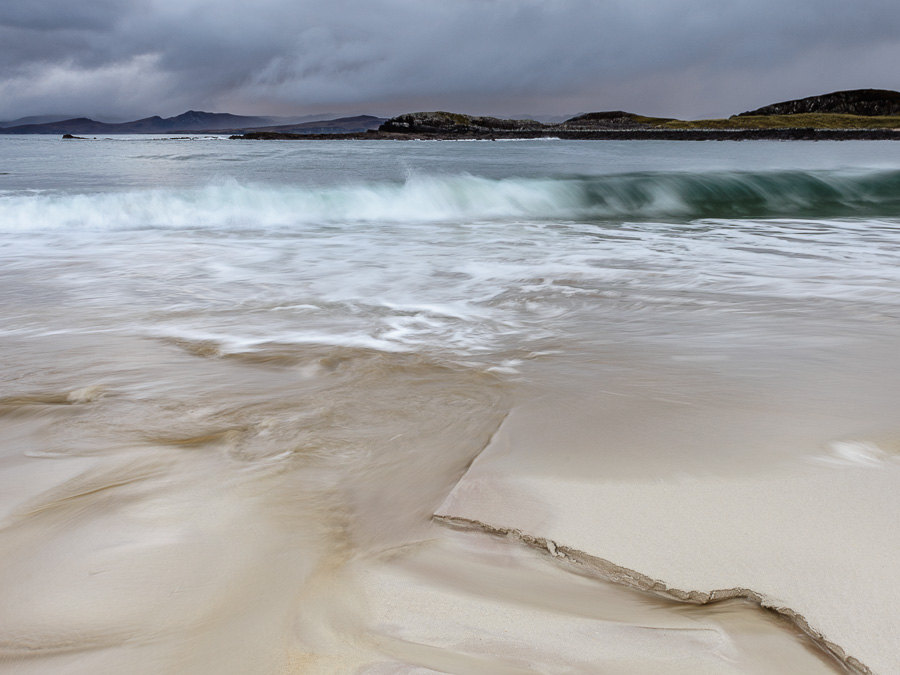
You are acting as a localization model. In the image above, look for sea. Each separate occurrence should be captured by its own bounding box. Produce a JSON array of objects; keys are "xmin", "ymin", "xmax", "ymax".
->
[{"xmin": 1, "ymin": 135, "xmax": 899, "ymax": 674}]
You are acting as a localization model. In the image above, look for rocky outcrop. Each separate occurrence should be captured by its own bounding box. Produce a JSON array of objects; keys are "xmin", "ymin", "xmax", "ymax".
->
[
  {"xmin": 234, "ymin": 127, "xmax": 900, "ymax": 142},
  {"xmin": 379, "ymin": 111, "xmax": 544, "ymax": 134},
  {"xmin": 378, "ymin": 110, "xmax": 677, "ymax": 136},
  {"xmin": 561, "ymin": 111, "xmax": 668, "ymax": 129},
  {"xmin": 738, "ymin": 89, "xmax": 900, "ymax": 117}
]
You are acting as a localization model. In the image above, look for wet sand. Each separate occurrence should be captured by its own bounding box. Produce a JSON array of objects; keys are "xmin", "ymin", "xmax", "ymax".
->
[
  {"xmin": 0, "ymin": 331, "xmax": 850, "ymax": 674},
  {"xmin": 437, "ymin": 320, "xmax": 900, "ymax": 674}
]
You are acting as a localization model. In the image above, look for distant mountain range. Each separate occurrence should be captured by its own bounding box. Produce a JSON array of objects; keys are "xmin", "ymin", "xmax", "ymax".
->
[
  {"xmin": 0, "ymin": 111, "xmax": 385, "ymax": 135},
  {"xmin": 233, "ymin": 115, "xmax": 386, "ymax": 135},
  {"xmin": 4, "ymin": 89, "xmax": 900, "ymax": 138},
  {"xmin": 0, "ymin": 114, "xmax": 85, "ymax": 127}
]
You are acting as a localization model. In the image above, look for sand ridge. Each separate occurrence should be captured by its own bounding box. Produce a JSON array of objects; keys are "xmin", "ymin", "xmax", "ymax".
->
[{"xmin": 433, "ymin": 515, "xmax": 870, "ymax": 674}]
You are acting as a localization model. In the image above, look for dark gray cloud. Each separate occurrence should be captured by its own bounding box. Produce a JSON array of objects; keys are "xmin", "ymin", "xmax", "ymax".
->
[
  {"xmin": 0, "ymin": 0, "xmax": 122, "ymax": 31},
  {"xmin": 1, "ymin": 0, "xmax": 899, "ymax": 121}
]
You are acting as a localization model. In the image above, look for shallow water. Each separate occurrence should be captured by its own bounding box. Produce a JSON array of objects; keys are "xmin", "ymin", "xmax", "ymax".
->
[{"xmin": 2, "ymin": 136, "xmax": 899, "ymax": 673}]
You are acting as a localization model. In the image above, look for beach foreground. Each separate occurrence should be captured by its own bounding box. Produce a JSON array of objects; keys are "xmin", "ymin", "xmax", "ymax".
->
[
  {"xmin": 0, "ymin": 332, "xmax": 858, "ymax": 674},
  {"xmin": 437, "ymin": 325, "xmax": 900, "ymax": 674}
]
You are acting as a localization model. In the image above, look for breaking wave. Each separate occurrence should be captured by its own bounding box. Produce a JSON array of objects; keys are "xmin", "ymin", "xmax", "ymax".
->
[{"xmin": 2, "ymin": 170, "xmax": 900, "ymax": 231}]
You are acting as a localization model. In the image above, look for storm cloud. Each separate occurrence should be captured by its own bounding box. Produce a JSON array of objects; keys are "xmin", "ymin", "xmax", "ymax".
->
[{"xmin": 1, "ymin": 0, "xmax": 899, "ymax": 121}]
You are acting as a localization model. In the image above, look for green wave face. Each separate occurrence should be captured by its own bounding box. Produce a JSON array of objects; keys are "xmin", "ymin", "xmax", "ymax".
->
[
  {"xmin": 2, "ymin": 169, "xmax": 900, "ymax": 232},
  {"xmin": 573, "ymin": 169, "xmax": 900, "ymax": 221}
]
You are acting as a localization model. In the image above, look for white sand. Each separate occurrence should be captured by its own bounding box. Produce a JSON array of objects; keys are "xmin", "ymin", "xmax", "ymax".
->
[
  {"xmin": 437, "ymin": 414, "xmax": 900, "ymax": 674},
  {"xmin": 354, "ymin": 528, "xmax": 839, "ymax": 674},
  {"xmin": 3, "ymin": 330, "xmax": 894, "ymax": 673}
]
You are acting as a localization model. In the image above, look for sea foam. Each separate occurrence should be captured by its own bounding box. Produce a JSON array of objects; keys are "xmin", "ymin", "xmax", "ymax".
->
[{"xmin": 2, "ymin": 169, "xmax": 900, "ymax": 232}]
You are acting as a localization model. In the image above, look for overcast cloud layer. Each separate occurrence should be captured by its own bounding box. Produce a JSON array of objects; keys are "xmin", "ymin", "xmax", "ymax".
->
[{"xmin": 1, "ymin": 0, "xmax": 899, "ymax": 121}]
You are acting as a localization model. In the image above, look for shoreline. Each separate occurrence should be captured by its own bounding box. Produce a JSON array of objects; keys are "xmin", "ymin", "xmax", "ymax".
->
[{"xmin": 231, "ymin": 128, "xmax": 900, "ymax": 141}]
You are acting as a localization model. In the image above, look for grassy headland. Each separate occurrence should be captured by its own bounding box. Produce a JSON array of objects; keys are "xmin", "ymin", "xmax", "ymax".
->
[
  {"xmin": 233, "ymin": 89, "xmax": 900, "ymax": 140},
  {"xmin": 660, "ymin": 113, "xmax": 900, "ymax": 130}
]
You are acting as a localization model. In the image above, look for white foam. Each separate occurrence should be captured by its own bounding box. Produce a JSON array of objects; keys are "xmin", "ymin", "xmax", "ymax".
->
[
  {"xmin": 3, "ymin": 173, "xmax": 900, "ymax": 358},
  {"xmin": 0, "ymin": 176, "xmax": 591, "ymax": 232},
  {"xmin": 2, "ymin": 169, "xmax": 897, "ymax": 233},
  {"xmin": 816, "ymin": 441, "xmax": 890, "ymax": 468}
]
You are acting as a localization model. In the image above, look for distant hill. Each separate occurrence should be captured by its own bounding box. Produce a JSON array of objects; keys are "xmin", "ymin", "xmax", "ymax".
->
[
  {"xmin": 561, "ymin": 111, "xmax": 675, "ymax": 128},
  {"xmin": 0, "ymin": 111, "xmax": 376, "ymax": 135},
  {"xmin": 0, "ymin": 114, "xmax": 84, "ymax": 128},
  {"xmin": 376, "ymin": 110, "xmax": 675, "ymax": 134},
  {"xmin": 8, "ymin": 89, "xmax": 900, "ymax": 139},
  {"xmin": 737, "ymin": 89, "xmax": 900, "ymax": 117},
  {"xmin": 374, "ymin": 93, "xmax": 900, "ymax": 138},
  {"xmin": 506, "ymin": 113, "xmax": 574, "ymax": 124},
  {"xmin": 130, "ymin": 111, "xmax": 282, "ymax": 131},
  {"xmin": 2, "ymin": 118, "xmax": 116, "ymax": 134},
  {"xmin": 379, "ymin": 112, "xmax": 545, "ymax": 133},
  {"xmin": 354, "ymin": 103, "xmax": 900, "ymax": 140},
  {"xmin": 236, "ymin": 115, "xmax": 385, "ymax": 135},
  {"xmin": 0, "ymin": 111, "xmax": 283, "ymax": 134}
]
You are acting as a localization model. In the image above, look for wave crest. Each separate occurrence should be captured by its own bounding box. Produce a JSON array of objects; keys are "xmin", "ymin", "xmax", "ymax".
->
[{"xmin": 2, "ymin": 170, "xmax": 900, "ymax": 231}]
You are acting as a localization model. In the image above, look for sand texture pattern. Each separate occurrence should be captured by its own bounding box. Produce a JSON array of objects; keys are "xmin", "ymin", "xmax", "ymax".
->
[{"xmin": 437, "ymin": 410, "xmax": 900, "ymax": 674}]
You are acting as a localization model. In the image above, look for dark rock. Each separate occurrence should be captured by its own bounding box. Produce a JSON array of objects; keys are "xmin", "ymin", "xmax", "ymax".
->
[
  {"xmin": 61, "ymin": 134, "xmax": 87, "ymax": 139},
  {"xmin": 738, "ymin": 89, "xmax": 900, "ymax": 117},
  {"xmin": 234, "ymin": 127, "xmax": 900, "ymax": 142},
  {"xmin": 379, "ymin": 110, "xmax": 679, "ymax": 135},
  {"xmin": 561, "ymin": 111, "xmax": 670, "ymax": 129},
  {"xmin": 379, "ymin": 111, "xmax": 544, "ymax": 134}
]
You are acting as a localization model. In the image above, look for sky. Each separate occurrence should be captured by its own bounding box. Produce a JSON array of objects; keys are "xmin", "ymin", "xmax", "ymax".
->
[{"xmin": 1, "ymin": 0, "xmax": 899, "ymax": 122}]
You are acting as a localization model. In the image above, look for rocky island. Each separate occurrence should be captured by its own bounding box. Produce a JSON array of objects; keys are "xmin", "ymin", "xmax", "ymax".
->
[{"xmin": 233, "ymin": 89, "xmax": 900, "ymax": 141}]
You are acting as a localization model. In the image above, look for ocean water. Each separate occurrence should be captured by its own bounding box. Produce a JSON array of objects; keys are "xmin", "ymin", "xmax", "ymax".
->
[{"xmin": 2, "ymin": 135, "xmax": 899, "ymax": 673}]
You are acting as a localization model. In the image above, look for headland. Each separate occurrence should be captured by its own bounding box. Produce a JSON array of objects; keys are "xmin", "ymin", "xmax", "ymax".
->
[{"xmin": 233, "ymin": 89, "xmax": 900, "ymax": 141}]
